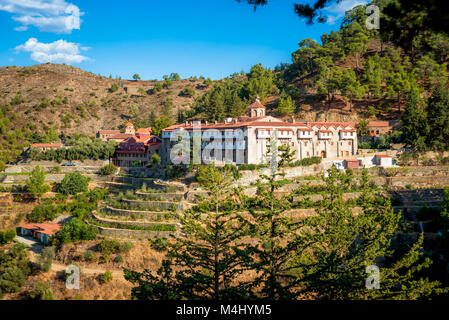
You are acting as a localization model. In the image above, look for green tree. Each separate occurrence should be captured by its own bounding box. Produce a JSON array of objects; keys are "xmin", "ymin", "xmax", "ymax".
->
[
  {"xmin": 152, "ymin": 116, "xmax": 172, "ymax": 137},
  {"xmin": 277, "ymin": 93, "xmax": 295, "ymax": 117},
  {"xmin": 291, "ymin": 167, "xmax": 447, "ymax": 299},
  {"xmin": 132, "ymin": 74, "xmax": 141, "ymax": 81},
  {"xmin": 340, "ymin": 68, "xmax": 364, "ymax": 112},
  {"xmin": 58, "ymin": 218, "xmax": 98, "ymax": 243},
  {"xmin": 26, "ymin": 166, "xmax": 50, "ymax": 202},
  {"xmin": 243, "ymin": 172, "xmax": 299, "ymax": 299},
  {"xmin": 244, "ymin": 63, "xmax": 278, "ymax": 102},
  {"xmin": 400, "ymin": 85, "xmax": 427, "ymax": 151},
  {"xmin": 57, "ymin": 172, "xmax": 90, "ymax": 195},
  {"xmin": 169, "ymin": 73, "xmax": 181, "ymax": 81},
  {"xmin": 125, "ymin": 167, "xmax": 252, "ymax": 300},
  {"xmin": 426, "ymin": 85, "xmax": 449, "ymax": 150}
]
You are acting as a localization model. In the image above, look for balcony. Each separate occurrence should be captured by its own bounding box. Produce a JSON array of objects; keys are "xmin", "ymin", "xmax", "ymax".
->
[
  {"xmin": 297, "ymin": 129, "xmax": 313, "ymax": 139},
  {"xmin": 339, "ymin": 130, "xmax": 356, "ymax": 140},
  {"xmin": 256, "ymin": 129, "xmax": 271, "ymax": 139},
  {"xmin": 318, "ymin": 131, "xmax": 333, "ymax": 139}
]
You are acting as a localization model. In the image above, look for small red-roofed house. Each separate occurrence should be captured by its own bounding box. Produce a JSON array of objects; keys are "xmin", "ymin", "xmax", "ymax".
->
[{"xmin": 17, "ymin": 223, "xmax": 62, "ymax": 244}]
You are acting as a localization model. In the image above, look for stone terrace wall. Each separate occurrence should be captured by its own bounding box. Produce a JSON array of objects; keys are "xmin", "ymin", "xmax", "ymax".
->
[{"xmin": 103, "ymin": 206, "xmax": 170, "ymax": 220}]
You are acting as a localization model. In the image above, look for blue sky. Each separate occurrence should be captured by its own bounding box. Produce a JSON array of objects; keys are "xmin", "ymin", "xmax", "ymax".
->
[{"xmin": 0, "ymin": 0, "xmax": 366, "ymax": 80}]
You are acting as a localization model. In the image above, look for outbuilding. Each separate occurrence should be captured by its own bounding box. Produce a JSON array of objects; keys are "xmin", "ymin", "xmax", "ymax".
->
[
  {"xmin": 345, "ymin": 159, "xmax": 360, "ymax": 169},
  {"xmin": 376, "ymin": 154, "xmax": 393, "ymax": 167}
]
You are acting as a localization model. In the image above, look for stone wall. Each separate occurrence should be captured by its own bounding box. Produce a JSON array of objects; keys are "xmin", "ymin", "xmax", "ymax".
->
[
  {"xmin": 103, "ymin": 206, "xmax": 170, "ymax": 220},
  {"xmin": 135, "ymin": 191, "xmax": 184, "ymax": 201},
  {"xmin": 92, "ymin": 213, "xmax": 178, "ymax": 228},
  {"xmin": 120, "ymin": 199, "xmax": 186, "ymax": 211},
  {"xmin": 95, "ymin": 225, "xmax": 176, "ymax": 239}
]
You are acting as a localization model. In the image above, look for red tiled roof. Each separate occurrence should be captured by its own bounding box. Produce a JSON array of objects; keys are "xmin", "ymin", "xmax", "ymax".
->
[
  {"xmin": 247, "ymin": 100, "xmax": 266, "ymax": 109},
  {"xmin": 306, "ymin": 122, "xmax": 354, "ymax": 129},
  {"xmin": 162, "ymin": 120, "xmax": 355, "ymax": 132},
  {"xmin": 31, "ymin": 143, "xmax": 63, "ymax": 148},
  {"xmin": 109, "ymin": 133, "xmax": 134, "ymax": 140},
  {"xmin": 99, "ymin": 130, "xmax": 120, "ymax": 134},
  {"xmin": 341, "ymin": 129, "xmax": 356, "ymax": 133},
  {"xmin": 19, "ymin": 223, "xmax": 61, "ymax": 235},
  {"xmin": 136, "ymin": 128, "xmax": 152, "ymax": 134},
  {"xmin": 125, "ymin": 122, "xmax": 134, "ymax": 127},
  {"xmin": 376, "ymin": 154, "xmax": 392, "ymax": 158},
  {"xmin": 369, "ymin": 121, "xmax": 390, "ymax": 127},
  {"xmin": 319, "ymin": 130, "xmax": 333, "ymax": 133}
]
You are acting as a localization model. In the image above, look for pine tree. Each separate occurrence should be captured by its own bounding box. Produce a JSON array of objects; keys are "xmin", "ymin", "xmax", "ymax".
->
[
  {"xmin": 291, "ymin": 167, "xmax": 447, "ymax": 299},
  {"xmin": 426, "ymin": 85, "xmax": 449, "ymax": 150},
  {"xmin": 277, "ymin": 93, "xmax": 295, "ymax": 117},
  {"xmin": 340, "ymin": 68, "xmax": 364, "ymax": 112},
  {"xmin": 243, "ymin": 172, "xmax": 300, "ymax": 299},
  {"xmin": 124, "ymin": 165, "xmax": 253, "ymax": 300},
  {"xmin": 400, "ymin": 85, "xmax": 427, "ymax": 151}
]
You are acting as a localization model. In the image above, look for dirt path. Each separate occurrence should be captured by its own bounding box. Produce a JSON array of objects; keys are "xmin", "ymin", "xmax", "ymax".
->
[{"xmin": 51, "ymin": 262, "xmax": 125, "ymax": 279}]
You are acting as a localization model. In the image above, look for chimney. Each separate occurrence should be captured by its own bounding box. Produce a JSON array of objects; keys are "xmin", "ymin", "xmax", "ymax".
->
[
  {"xmin": 205, "ymin": 120, "xmax": 208, "ymax": 125},
  {"xmin": 214, "ymin": 121, "xmax": 217, "ymax": 124},
  {"xmin": 234, "ymin": 119, "xmax": 238, "ymax": 124},
  {"xmin": 291, "ymin": 116, "xmax": 295, "ymax": 123},
  {"xmin": 255, "ymin": 96, "xmax": 260, "ymax": 103}
]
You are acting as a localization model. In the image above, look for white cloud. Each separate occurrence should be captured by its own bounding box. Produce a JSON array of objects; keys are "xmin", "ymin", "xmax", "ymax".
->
[
  {"xmin": 323, "ymin": 0, "xmax": 368, "ymax": 25},
  {"xmin": 0, "ymin": 0, "xmax": 82, "ymax": 33},
  {"xmin": 15, "ymin": 38, "xmax": 90, "ymax": 64}
]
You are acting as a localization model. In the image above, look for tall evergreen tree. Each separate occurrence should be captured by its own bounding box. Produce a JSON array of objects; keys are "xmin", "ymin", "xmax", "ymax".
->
[
  {"xmin": 124, "ymin": 165, "xmax": 253, "ymax": 300},
  {"xmin": 400, "ymin": 85, "xmax": 427, "ymax": 151},
  {"xmin": 291, "ymin": 167, "xmax": 447, "ymax": 299},
  {"xmin": 426, "ymin": 85, "xmax": 449, "ymax": 150}
]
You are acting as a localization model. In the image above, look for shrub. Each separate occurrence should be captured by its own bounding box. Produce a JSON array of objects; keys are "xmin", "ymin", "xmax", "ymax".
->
[
  {"xmin": 180, "ymin": 87, "xmax": 195, "ymax": 97},
  {"xmin": 98, "ymin": 238, "xmax": 120, "ymax": 255},
  {"xmin": 110, "ymin": 83, "xmax": 119, "ymax": 92},
  {"xmin": 83, "ymin": 250, "xmax": 96, "ymax": 262},
  {"xmin": 29, "ymin": 282, "xmax": 54, "ymax": 300},
  {"xmin": 57, "ymin": 172, "xmax": 90, "ymax": 195},
  {"xmin": 118, "ymin": 241, "xmax": 133, "ymax": 254},
  {"xmin": 149, "ymin": 237, "xmax": 168, "ymax": 252},
  {"xmin": 101, "ymin": 270, "xmax": 113, "ymax": 283},
  {"xmin": 0, "ymin": 229, "xmax": 16, "ymax": 244},
  {"xmin": 100, "ymin": 163, "xmax": 117, "ymax": 176},
  {"xmin": 102, "ymin": 253, "xmax": 110, "ymax": 263},
  {"xmin": 114, "ymin": 255, "xmax": 123, "ymax": 263},
  {"xmin": 150, "ymin": 153, "xmax": 161, "ymax": 167}
]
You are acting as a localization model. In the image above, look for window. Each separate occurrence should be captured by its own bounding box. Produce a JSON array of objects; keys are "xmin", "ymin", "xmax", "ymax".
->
[{"xmin": 307, "ymin": 151, "xmax": 310, "ymax": 156}]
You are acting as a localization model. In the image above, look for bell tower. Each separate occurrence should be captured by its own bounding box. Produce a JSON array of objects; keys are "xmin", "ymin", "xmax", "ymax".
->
[{"xmin": 248, "ymin": 97, "xmax": 266, "ymax": 118}]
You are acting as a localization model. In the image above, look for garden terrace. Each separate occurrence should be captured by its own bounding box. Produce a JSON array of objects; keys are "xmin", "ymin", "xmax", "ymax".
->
[
  {"xmin": 101, "ymin": 206, "xmax": 175, "ymax": 222},
  {"xmin": 91, "ymin": 212, "xmax": 179, "ymax": 229},
  {"xmin": 134, "ymin": 191, "xmax": 184, "ymax": 202}
]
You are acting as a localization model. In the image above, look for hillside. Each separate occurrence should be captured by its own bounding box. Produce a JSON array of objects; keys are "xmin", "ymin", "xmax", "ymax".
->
[{"xmin": 0, "ymin": 64, "xmax": 214, "ymax": 162}]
